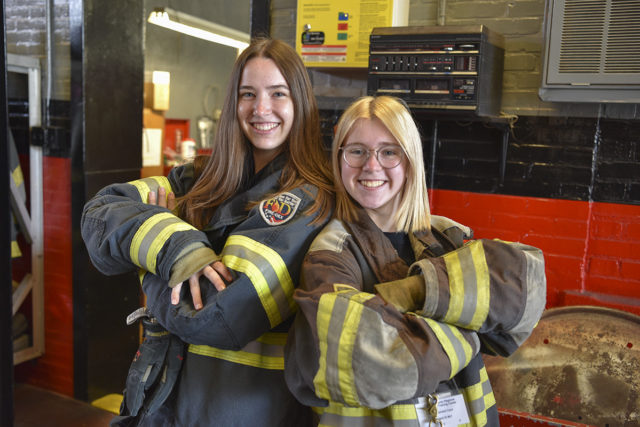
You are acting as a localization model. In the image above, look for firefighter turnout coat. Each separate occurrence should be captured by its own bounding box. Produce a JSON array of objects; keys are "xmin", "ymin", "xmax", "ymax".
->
[
  {"xmin": 81, "ymin": 155, "xmax": 329, "ymax": 426},
  {"xmin": 285, "ymin": 209, "xmax": 547, "ymax": 426}
]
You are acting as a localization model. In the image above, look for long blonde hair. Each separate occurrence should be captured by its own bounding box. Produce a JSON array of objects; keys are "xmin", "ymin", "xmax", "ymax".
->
[
  {"xmin": 178, "ymin": 38, "xmax": 333, "ymax": 228},
  {"xmin": 332, "ymin": 96, "xmax": 430, "ymax": 233}
]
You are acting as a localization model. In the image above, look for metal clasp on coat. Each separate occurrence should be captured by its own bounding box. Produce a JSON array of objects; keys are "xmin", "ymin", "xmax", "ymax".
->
[{"xmin": 427, "ymin": 394, "xmax": 443, "ymax": 427}]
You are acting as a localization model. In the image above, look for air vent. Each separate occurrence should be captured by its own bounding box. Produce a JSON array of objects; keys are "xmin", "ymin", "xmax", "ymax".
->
[
  {"xmin": 540, "ymin": 0, "xmax": 640, "ymax": 102},
  {"xmin": 605, "ymin": 0, "xmax": 640, "ymax": 73}
]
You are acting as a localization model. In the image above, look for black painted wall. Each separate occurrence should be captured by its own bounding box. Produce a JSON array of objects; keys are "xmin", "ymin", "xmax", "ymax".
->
[
  {"xmin": 70, "ymin": 0, "xmax": 144, "ymax": 401},
  {"xmin": 319, "ymin": 111, "xmax": 640, "ymax": 205}
]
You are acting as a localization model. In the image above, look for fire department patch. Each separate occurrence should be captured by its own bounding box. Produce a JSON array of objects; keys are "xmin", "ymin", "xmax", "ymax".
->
[{"xmin": 260, "ymin": 192, "xmax": 301, "ymax": 226}]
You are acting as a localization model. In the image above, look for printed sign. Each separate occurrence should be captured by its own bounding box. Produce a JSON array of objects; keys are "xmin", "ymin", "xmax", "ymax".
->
[{"xmin": 296, "ymin": 0, "xmax": 408, "ymax": 68}]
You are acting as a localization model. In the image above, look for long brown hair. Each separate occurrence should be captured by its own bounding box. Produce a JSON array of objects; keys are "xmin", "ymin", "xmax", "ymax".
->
[{"xmin": 178, "ymin": 38, "xmax": 333, "ymax": 228}]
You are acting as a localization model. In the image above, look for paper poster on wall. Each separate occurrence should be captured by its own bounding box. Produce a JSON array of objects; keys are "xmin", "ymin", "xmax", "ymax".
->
[
  {"xmin": 142, "ymin": 128, "xmax": 163, "ymax": 167},
  {"xmin": 296, "ymin": 0, "xmax": 408, "ymax": 68}
]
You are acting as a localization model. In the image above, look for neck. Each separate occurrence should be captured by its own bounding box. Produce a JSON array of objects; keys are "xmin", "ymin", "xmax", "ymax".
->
[
  {"xmin": 368, "ymin": 210, "xmax": 398, "ymax": 232},
  {"xmin": 253, "ymin": 149, "xmax": 281, "ymax": 174}
]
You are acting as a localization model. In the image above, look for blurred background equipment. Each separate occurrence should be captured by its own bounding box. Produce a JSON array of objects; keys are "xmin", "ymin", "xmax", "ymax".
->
[{"xmin": 484, "ymin": 306, "xmax": 640, "ymax": 426}]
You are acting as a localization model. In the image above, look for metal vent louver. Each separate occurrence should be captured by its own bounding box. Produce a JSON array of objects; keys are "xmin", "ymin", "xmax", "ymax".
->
[
  {"xmin": 558, "ymin": 1, "xmax": 606, "ymax": 73},
  {"xmin": 605, "ymin": 0, "xmax": 640, "ymax": 73},
  {"xmin": 540, "ymin": 0, "xmax": 640, "ymax": 102}
]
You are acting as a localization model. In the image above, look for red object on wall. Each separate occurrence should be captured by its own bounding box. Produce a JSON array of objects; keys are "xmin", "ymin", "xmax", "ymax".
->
[
  {"xmin": 429, "ymin": 189, "xmax": 640, "ymax": 316},
  {"xmin": 164, "ymin": 118, "xmax": 189, "ymax": 176}
]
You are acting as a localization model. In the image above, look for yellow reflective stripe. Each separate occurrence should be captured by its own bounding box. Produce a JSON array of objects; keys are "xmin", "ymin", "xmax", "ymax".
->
[
  {"xmin": 151, "ymin": 176, "xmax": 172, "ymax": 193},
  {"xmin": 130, "ymin": 212, "xmax": 196, "ymax": 273},
  {"xmin": 422, "ymin": 318, "xmax": 472, "ymax": 378},
  {"xmin": 317, "ymin": 401, "xmax": 418, "ymax": 419},
  {"xmin": 188, "ymin": 332, "xmax": 287, "ymax": 370},
  {"xmin": 222, "ymin": 235, "xmax": 296, "ymax": 328},
  {"xmin": 145, "ymin": 219, "xmax": 194, "ymax": 273},
  {"xmin": 128, "ymin": 176, "xmax": 174, "ymax": 202},
  {"xmin": 12, "ymin": 166, "xmax": 24, "ymax": 188},
  {"xmin": 469, "ymin": 241, "xmax": 490, "ymax": 330},
  {"xmin": 444, "ymin": 250, "xmax": 465, "ymax": 325},
  {"xmin": 443, "ymin": 241, "xmax": 490, "ymax": 330},
  {"xmin": 256, "ymin": 331, "xmax": 288, "ymax": 346},
  {"xmin": 129, "ymin": 179, "xmax": 151, "ymax": 201},
  {"xmin": 337, "ymin": 292, "xmax": 373, "ymax": 407},
  {"xmin": 314, "ymin": 293, "xmax": 337, "ymax": 401},
  {"xmin": 138, "ymin": 269, "xmax": 146, "ymax": 284},
  {"xmin": 463, "ymin": 366, "xmax": 495, "ymax": 427},
  {"xmin": 314, "ymin": 290, "xmax": 375, "ymax": 407},
  {"xmin": 223, "ymin": 253, "xmax": 282, "ymax": 327}
]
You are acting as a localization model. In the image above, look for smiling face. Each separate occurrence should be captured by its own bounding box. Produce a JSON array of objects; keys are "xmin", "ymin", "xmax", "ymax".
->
[
  {"xmin": 237, "ymin": 57, "xmax": 294, "ymax": 171},
  {"xmin": 340, "ymin": 117, "xmax": 408, "ymax": 231}
]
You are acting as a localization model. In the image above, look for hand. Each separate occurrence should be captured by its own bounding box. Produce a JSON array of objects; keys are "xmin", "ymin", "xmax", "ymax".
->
[
  {"xmin": 146, "ymin": 187, "xmax": 233, "ymax": 309},
  {"xmin": 171, "ymin": 261, "xmax": 233, "ymax": 310},
  {"xmin": 148, "ymin": 186, "xmax": 176, "ymax": 210}
]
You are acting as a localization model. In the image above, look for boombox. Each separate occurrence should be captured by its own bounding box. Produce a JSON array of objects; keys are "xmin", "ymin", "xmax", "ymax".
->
[{"xmin": 367, "ymin": 25, "xmax": 504, "ymax": 117}]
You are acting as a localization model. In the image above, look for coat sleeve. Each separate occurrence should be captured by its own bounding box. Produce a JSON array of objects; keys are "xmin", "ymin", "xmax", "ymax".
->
[
  {"xmin": 80, "ymin": 165, "xmax": 218, "ymax": 286},
  {"xmin": 284, "ymin": 247, "xmax": 481, "ymax": 410},
  {"xmin": 143, "ymin": 187, "xmax": 330, "ymax": 350},
  {"xmin": 377, "ymin": 238, "xmax": 547, "ymax": 356}
]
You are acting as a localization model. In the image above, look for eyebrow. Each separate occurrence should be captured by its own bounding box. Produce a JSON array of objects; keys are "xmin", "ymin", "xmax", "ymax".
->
[
  {"xmin": 238, "ymin": 84, "xmax": 290, "ymax": 91},
  {"xmin": 345, "ymin": 142, "xmax": 400, "ymax": 146}
]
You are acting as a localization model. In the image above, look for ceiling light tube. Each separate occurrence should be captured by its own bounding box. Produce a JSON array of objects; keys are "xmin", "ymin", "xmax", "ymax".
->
[{"xmin": 148, "ymin": 7, "xmax": 250, "ymax": 51}]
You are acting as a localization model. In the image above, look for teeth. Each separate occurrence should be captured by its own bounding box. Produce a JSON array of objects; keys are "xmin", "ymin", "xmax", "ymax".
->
[
  {"xmin": 253, "ymin": 123, "xmax": 278, "ymax": 131},
  {"xmin": 360, "ymin": 180, "xmax": 385, "ymax": 188}
]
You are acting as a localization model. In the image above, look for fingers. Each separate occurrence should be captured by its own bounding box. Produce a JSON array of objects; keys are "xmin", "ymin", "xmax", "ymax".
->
[
  {"xmin": 212, "ymin": 261, "xmax": 233, "ymax": 283},
  {"xmin": 171, "ymin": 263, "xmax": 230, "ymax": 310},
  {"xmin": 203, "ymin": 264, "xmax": 227, "ymax": 291},
  {"xmin": 189, "ymin": 273, "xmax": 204, "ymax": 310},
  {"xmin": 167, "ymin": 191, "xmax": 176, "ymax": 210},
  {"xmin": 171, "ymin": 282, "xmax": 182, "ymax": 305},
  {"xmin": 157, "ymin": 187, "xmax": 167, "ymax": 208},
  {"xmin": 148, "ymin": 187, "xmax": 175, "ymax": 210}
]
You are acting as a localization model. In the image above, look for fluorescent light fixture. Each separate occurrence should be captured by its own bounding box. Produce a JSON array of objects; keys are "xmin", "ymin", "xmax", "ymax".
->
[{"xmin": 148, "ymin": 7, "xmax": 250, "ymax": 51}]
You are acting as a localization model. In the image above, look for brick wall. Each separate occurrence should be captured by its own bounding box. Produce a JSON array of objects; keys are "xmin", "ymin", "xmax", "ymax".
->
[
  {"xmin": 6, "ymin": 0, "xmax": 71, "ymax": 100},
  {"xmin": 292, "ymin": 0, "xmax": 640, "ymax": 316},
  {"xmin": 430, "ymin": 190, "xmax": 640, "ymax": 315},
  {"xmin": 275, "ymin": 0, "xmax": 640, "ymax": 119}
]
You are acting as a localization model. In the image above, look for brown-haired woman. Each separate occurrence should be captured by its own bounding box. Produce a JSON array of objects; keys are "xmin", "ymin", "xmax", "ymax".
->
[{"xmin": 81, "ymin": 38, "xmax": 333, "ymax": 426}]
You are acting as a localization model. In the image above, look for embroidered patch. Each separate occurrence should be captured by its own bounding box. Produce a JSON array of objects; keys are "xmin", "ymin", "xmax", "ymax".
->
[{"xmin": 260, "ymin": 192, "xmax": 302, "ymax": 226}]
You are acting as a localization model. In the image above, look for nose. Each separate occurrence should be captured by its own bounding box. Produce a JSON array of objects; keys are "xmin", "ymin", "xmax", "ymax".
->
[
  {"xmin": 253, "ymin": 94, "xmax": 272, "ymax": 115},
  {"xmin": 362, "ymin": 150, "xmax": 382, "ymax": 171}
]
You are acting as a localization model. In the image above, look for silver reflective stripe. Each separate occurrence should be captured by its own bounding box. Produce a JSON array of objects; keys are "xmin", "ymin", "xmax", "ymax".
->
[
  {"xmin": 324, "ymin": 290, "xmax": 353, "ymax": 403},
  {"xmin": 222, "ymin": 235, "xmax": 295, "ymax": 328}
]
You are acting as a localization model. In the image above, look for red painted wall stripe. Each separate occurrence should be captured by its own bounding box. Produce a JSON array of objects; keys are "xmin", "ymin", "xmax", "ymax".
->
[
  {"xmin": 429, "ymin": 189, "xmax": 640, "ymax": 316},
  {"xmin": 14, "ymin": 157, "xmax": 74, "ymax": 397}
]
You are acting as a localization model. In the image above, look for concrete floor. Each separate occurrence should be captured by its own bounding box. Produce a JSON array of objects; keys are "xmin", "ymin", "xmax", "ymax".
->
[{"xmin": 14, "ymin": 383, "xmax": 115, "ymax": 427}]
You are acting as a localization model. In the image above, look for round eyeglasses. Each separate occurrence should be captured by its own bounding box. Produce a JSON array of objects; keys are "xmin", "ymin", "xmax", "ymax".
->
[{"xmin": 339, "ymin": 144, "xmax": 405, "ymax": 169}]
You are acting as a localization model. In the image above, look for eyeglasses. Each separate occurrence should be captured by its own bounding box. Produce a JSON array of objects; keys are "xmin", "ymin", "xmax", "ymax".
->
[{"xmin": 339, "ymin": 144, "xmax": 405, "ymax": 169}]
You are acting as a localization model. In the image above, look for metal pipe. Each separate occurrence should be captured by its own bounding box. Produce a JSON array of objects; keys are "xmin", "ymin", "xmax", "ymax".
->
[{"xmin": 45, "ymin": 0, "xmax": 55, "ymax": 126}]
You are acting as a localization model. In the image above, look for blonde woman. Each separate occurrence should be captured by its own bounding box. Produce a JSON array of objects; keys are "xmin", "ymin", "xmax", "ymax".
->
[{"xmin": 285, "ymin": 96, "xmax": 546, "ymax": 426}]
